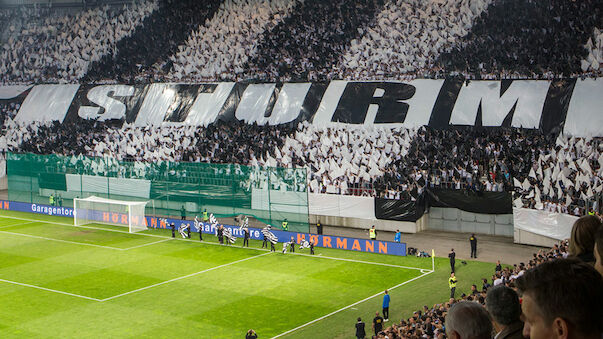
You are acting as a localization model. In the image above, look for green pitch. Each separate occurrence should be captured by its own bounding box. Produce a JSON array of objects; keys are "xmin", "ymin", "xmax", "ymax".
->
[{"xmin": 0, "ymin": 210, "xmax": 495, "ymax": 338}]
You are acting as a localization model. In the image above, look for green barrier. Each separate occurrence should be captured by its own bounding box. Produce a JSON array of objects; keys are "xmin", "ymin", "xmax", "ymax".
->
[{"xmin": 6, "ymin": 152, "xmax": 310, "ymax": 233}]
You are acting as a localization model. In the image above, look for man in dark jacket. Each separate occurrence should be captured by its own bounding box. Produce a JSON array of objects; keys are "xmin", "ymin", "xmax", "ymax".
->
[
  {"xmin": 485, "ymin": 285, "xmax": 524, "ymax": 339},
  {"xmin": 449, "ymin": 248, "xmax": 456, "ymax": 273},
  {"xmin": 470, "ymin": 233, "xmax": 478, "ymax": 258},
  {"xmin": 355, "ymin": 317, "xmax": 365, "ymax": 339}
]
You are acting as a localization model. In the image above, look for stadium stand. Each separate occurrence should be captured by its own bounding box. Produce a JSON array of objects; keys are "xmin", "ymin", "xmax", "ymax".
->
[
  {"xmin": 437, "ymin": 0, "xmax": 601, "ymax": 78},
  {"xmin": 0, "ymin": 1, "xmax": 157, "ymax": 84},
  {"xmin": 168, "ymin": 0, "xmax": 301, "ymax": 82},
  {"xmin": 84, "ymin": 0, "xmax": 221, "ymax": 83},
  {"xmin": 0, "ymin": 0, "xmax": 601, "ymax": 218}
]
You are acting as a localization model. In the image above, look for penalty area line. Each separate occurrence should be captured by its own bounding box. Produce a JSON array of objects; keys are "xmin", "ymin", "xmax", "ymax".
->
[
  {"xmin": 0, "ymin": 278, "xmax": 102, "ymax": 302},
  {"xmin": 271, "ymin": 270, "xmax": 434, "ymax": 338},
  {"xmin": 0, "ymin": 230, "xmax": 125, "ymax": 251}
]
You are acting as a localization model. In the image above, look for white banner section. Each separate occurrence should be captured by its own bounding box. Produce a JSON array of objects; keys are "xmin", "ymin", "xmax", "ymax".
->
[
  {"xmin": 66, "ymin": 174, "xmax": 151, "ymax": 199},
  {"xmin": 513, "ymin": 208, "xmax": 578, "ymax": 240},
  {"xmin": 308, "ymin": 193, "xmax": 375, "ymax": 220}
]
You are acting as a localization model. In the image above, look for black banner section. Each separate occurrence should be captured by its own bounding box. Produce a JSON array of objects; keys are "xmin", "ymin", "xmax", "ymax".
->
[
  {"xmin": 425, "ymin": 189, "xmax": 512, "ymax": 214},
  {"xmin": 375, "ymin": 196, "xmax": 426, "ymax": 222},
  {"xmin": 375, "ymin": 189, "xmax": 512, "ymax": 222}
]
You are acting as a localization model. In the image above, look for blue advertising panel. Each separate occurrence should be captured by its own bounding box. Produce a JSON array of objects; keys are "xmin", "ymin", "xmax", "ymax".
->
[{"xmin": 0, "ymin": 200, "xmax": 407, "ymax": 256}]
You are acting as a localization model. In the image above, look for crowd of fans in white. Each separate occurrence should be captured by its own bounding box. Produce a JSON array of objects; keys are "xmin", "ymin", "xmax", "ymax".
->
[
  {"xmin": 168, "ymin": 0, "xmax": 300, "ymax": 81},
  {"xmin": 0, "ymin": 1, "xmax": 157, "ymax": 84},
  {"xmin": 0, "ymin": 0, "xmax": 602, "ymax": 217},
  {"xmin": 514, "ymin": 135, "xmax": 603, "ymax": 215},
  {"xmin": 0, "ymin": 0, "xmax": 599, "ymax": 84}
]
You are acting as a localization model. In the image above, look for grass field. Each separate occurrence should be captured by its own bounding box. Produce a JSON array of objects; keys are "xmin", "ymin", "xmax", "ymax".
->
[{"xmin": 0, "ymin": 210, "xmax": 497, "ymax": 338}]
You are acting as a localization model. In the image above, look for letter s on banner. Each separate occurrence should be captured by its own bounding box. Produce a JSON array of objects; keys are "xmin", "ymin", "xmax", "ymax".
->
[{"xmin": 78, "ymin": 85, "xmax": 135, "ymax": 120}]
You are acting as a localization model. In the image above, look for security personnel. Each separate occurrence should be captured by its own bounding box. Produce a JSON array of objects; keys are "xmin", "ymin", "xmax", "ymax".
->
[
  {"xmin": 316, "ymin": 221, "xmax": 323, "ymax": 235},
  {"xmin": 449, "ymin": 272, "xmax": 457, "ymax": 298},
  {"xmin": 49, "ymin": 194, "xmax": 54, "ymax": 206},
  {"xmin": 449, "ymin": 248, "xmax": 456, "ymax": 273},
  {"xmin": 180, "ymin": 206, "xmax": 186, "ymax": 220},
  {"xmin": 469, "ymin": 233, "xmax": 477, "ymax": 258},
  {"xmin": 282, "ymin": 219, "xmax": 289, "ymax": 231},
  {"xmin": 369, "ymin": 225, "xmax": 377, "ymax": 240},
  {"xmin": 202, "ymin": 209, "xmax": 209, "ymax": 222}
]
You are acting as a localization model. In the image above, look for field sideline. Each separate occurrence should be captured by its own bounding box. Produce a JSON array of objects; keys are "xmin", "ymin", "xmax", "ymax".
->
[{"xmin": 0, "ymin": 210, "xmax": 497, "ymax": 338}]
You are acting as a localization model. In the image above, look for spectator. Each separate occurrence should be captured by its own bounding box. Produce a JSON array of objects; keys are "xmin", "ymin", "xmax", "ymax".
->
[
  {"xmin": 445, "ymin": 301, "xmax": 492, "ymax": 339},
  {"xmin": 516, "ymin": 258, "xmax": 603, "ymax": 339},
  {"xmin": 485, "ymin": 285, "xmax": 523, "ymax": 339},
  {"xmin": 569, "ymin": 215, "xmax": 602, "ymax": 264},
  {"xmin": 596, "ymin": 226, "xmax": 603, "ymax": 277}
]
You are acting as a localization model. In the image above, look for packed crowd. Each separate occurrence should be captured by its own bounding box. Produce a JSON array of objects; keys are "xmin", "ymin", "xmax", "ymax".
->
[
  {"xmin": 1, "ymin": 113, "xmax": 601, "ymax": 215},
  {"xmin": 84, "ymin": 0, "xmax": 221, "ymax": 83},
  {"xmin": 0, "ymin": 0, "xmax": 599, "ymax": 84},
  {"xmin": 168, "ymin": 0, "xmax": 300, "ymax": 82},
  {"xmin": 339, "ymin": 0, "xmax": 493, "ymax": 80},
  {"xmin": 0, "ymin": 1, "xmax": 157, "ymax": 84},
  {"xmin": 514, "ymin": 135, "xmax": 603, "ymax": 216},
  {"xmin": 373, "ymin": 128, "xmax": 553, "ymax": 198},
  {"xmin": 369, "ymin": 215, "xmax": 603, "ymax": 338},
  {"xmin": 438, "ymin": 0, "xmax": 601, "ymax": 79}
]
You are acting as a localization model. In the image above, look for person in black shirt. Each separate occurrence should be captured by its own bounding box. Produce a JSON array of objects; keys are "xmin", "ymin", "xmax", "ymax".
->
[
  {"xmin": 310, "ymin": 240, "xmax": 315, "ymax": 255},
  {"xmin": 372, "ymin": 311, "xmax": 384, "ymax": 337},
  {"xmin": 449, "ymin": 248, "xmax": 456, "ymax": 273},
  {"xmin": 289, "ymin": 236, "xmax": 295, "ymax": 253},
  {"xmin": 170, "ymin": 222, "xmax": 175, "ymax": 238},
  {"xmin": 217, "ymin": 225, "xmax": 224, "ymax": 244},
  {"xmin": 355, "ymin": 317, "xmax": 365, "ymax": 339},
  {"xmin": 495, "ymin": 260, "xmax": 502, "ymax": 272},
  {"xmin": 316, "ymin": 222, "xmax": 323, "ymax": 235},
  {"xmin": 187, "ymin": 224, "xmax": 191, "ymax": 238},
  {"xmin": 243, "ymin": 227, "xmax": 250, "ymax": 247},
  {"xmin": 245, "ymin": 329, "xmax": 257, "ymax": 339},
  {"xmin": 470, "ymin": 233, "xmax": 477, "ymax": 258}
]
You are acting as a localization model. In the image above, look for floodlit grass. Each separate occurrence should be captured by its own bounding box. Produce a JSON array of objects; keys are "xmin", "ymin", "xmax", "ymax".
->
[{"xmin": 0, "ymin": 210, "xmax": 496, "ymax": 338}]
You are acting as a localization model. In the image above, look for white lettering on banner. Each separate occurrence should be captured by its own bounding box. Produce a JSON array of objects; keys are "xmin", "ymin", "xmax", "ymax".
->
[
  {"xmin": 235, "ymin": 83, "xmax": 276, "ymax": 123},
  {"xmin": 3, "ymin": 79, "xmax": 603, "ymax": 136},
  {"xmin": 449, "ymin": 80, "xmax": 550, "ymax": 128},
  {"xmin": 185, "ymin": 83, "xmax": 235, "ymax": 126},
  {"xmin": 313, "ymin": 80, "xmax": 348, "ymax": 125},
  {"xmin": 31, "ymin": 204, "xmax": 73, "ymax": 216},
  {"xmin": 134, "ymin": 84, "xmax": 178, "ymax": 126},
  {"xmin": 395, "ymin": 79, "xmax": 444, "ymax": 128},
  {"xmin": 564, "ymin": 79, "xmax": 603, "ymax": 137},
  {"xmin": 0, "ymin": 85, "xmax": 32, "ymax": 99},
  {"xmin": 78, "ymin": 85, "xmax": 135, "ymax": 121},
  {"xmin": 269, "ymin": 83, "xmax": 312, "ymax": 124},
  {"xmin": 16, "ymin": 84, "xmax": 80, "ymax": 124}
]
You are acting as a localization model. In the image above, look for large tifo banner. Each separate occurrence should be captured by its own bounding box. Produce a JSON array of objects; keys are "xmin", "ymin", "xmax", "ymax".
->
[
  {"xmin": 0, "ymin": 78, "xmax": 601, "ymax": 136},
  {"xmin": 0, "ymin": 200, "xmax": 407, "ymax": 256}
]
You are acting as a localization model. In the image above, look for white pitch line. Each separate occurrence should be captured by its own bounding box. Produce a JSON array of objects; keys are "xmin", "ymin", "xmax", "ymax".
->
[
  {"xmin": 0, "ymin": 278, "xmax": 101, "ymax": 302},
  {"xmin": 0, "ymin": 221, "xmax": 38, "ymax": 229},
  {"xmin": 122, "ymin": 238, "xmax": 173, "ymax": 250},
  {"xmin": 101, "ymin": 252, "xmax": 273, "ymax": 302},
  {"xmin": 271, "ymin": 270, "xmax": 435, "ymax": 338},
  {"xmin": 291, "ymin": 252, "xmax": 427, "ymax": 271},
  {"xmin": 0, "ymin": 230, "xmax": 124, "ymax": 251},
  {"xmin": 0, "ymin": 214, "xmax": 430, "ymax": 271}
]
